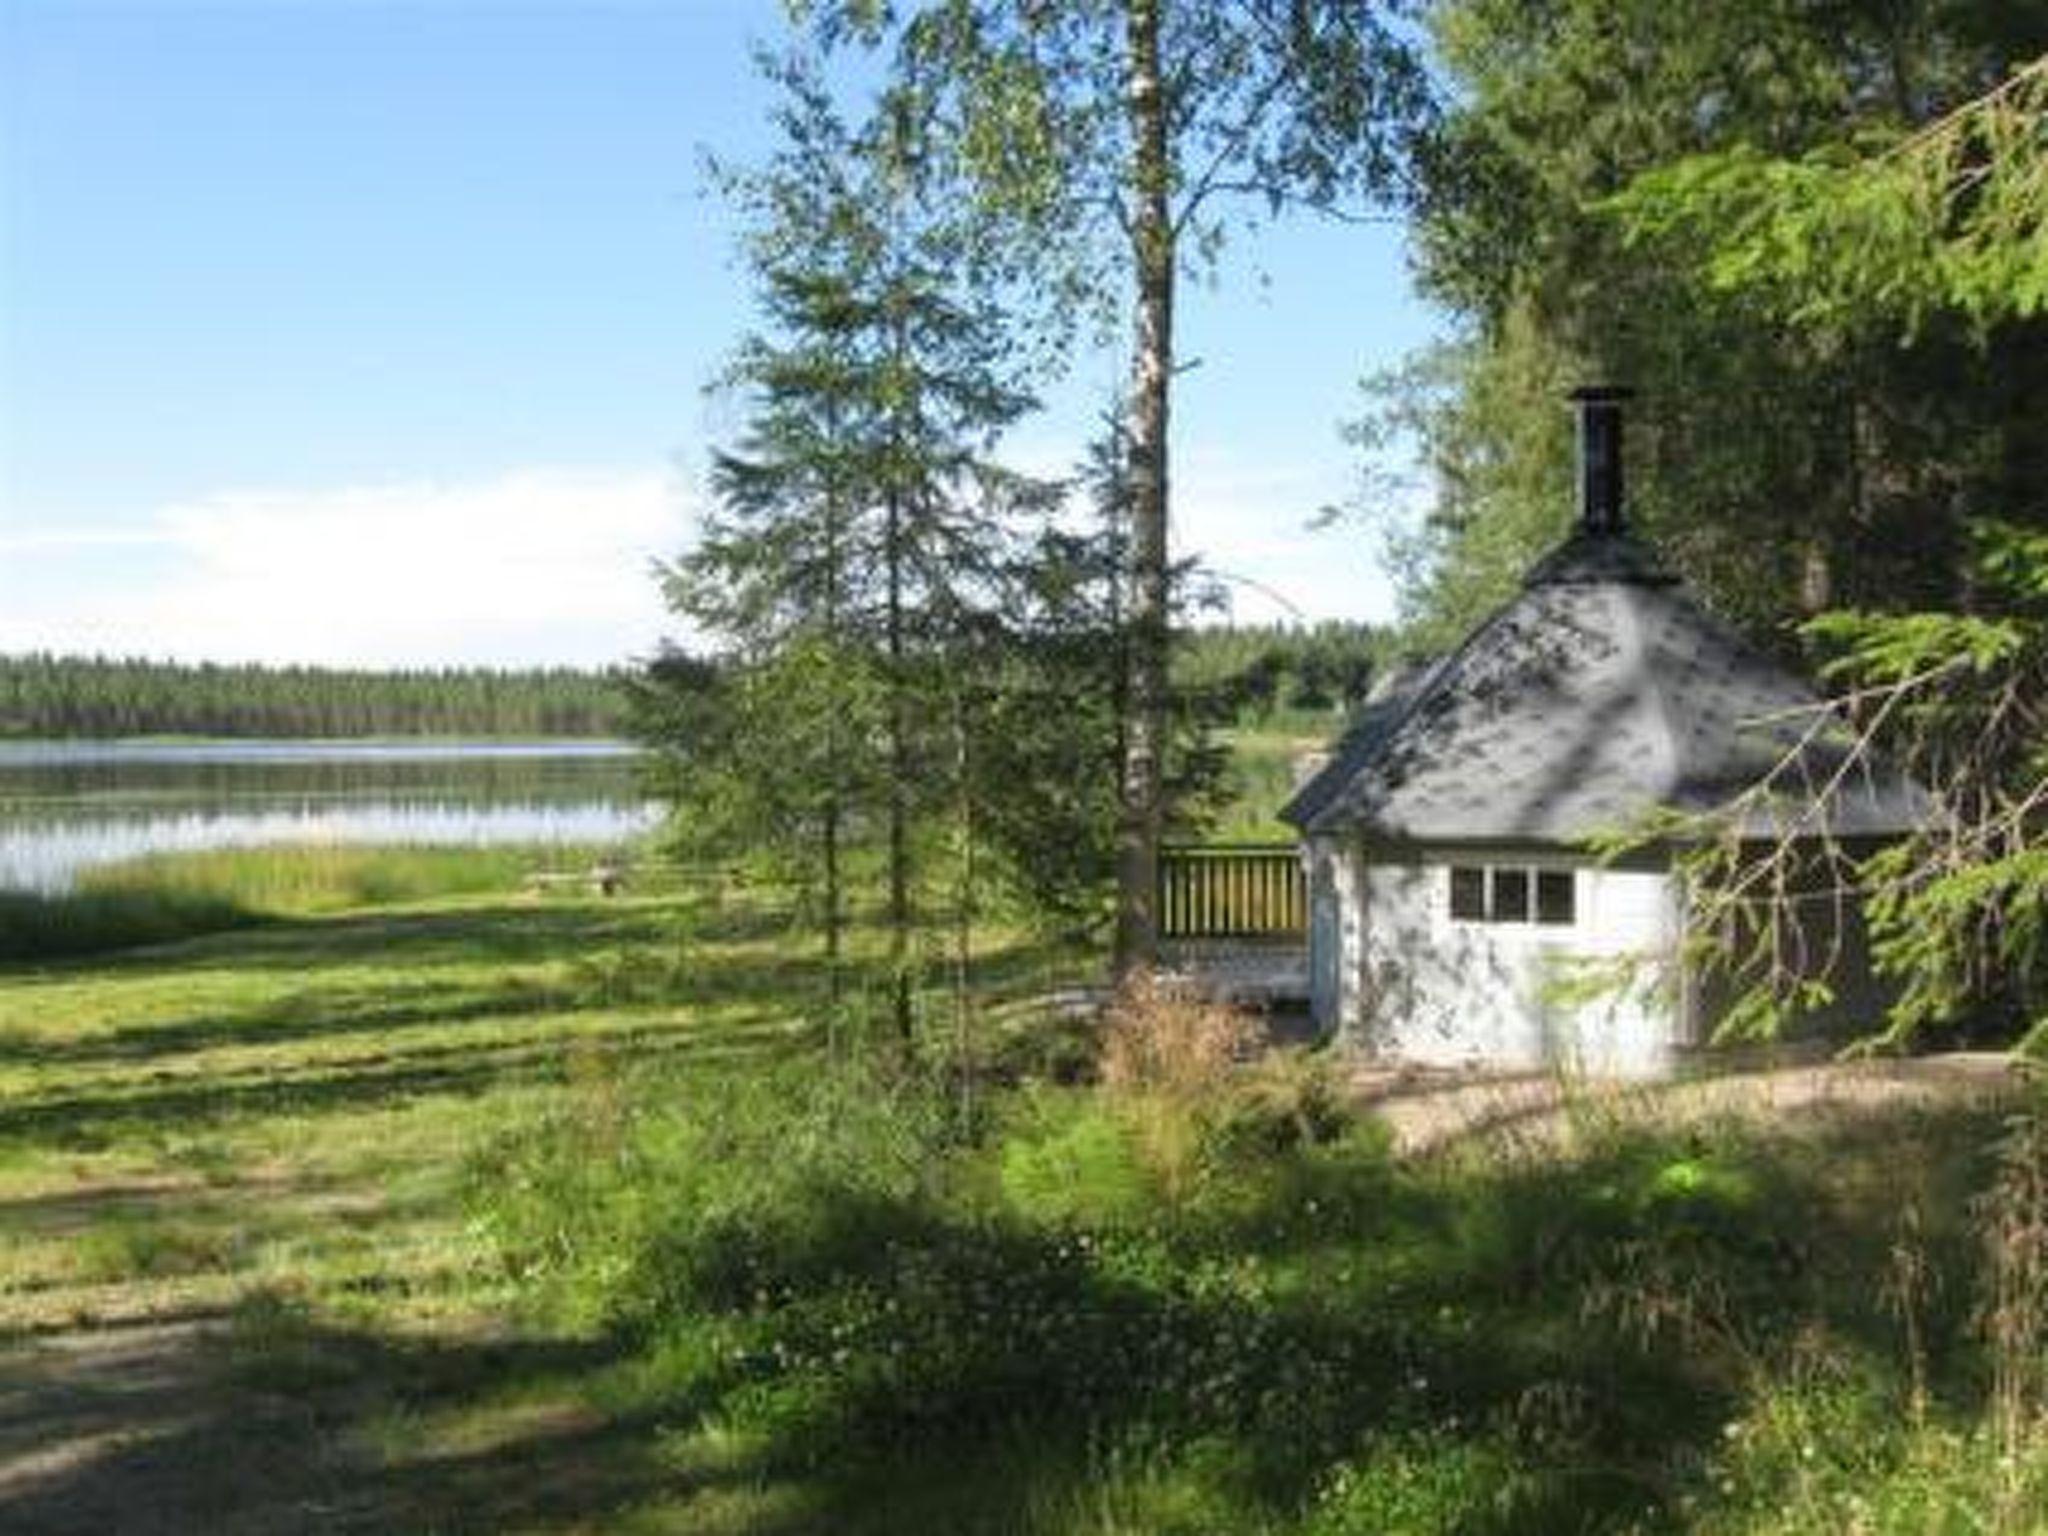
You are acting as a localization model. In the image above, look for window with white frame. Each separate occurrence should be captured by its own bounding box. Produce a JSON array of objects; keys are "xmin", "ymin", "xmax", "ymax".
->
[{"xmin": 1448, "ymin": 864, "xmax": 1576, "ymax": 926}]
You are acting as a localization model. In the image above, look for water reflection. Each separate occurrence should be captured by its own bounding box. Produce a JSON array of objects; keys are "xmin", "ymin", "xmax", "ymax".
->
[{"xmin": 0, "ymin": 740, "xmax": 658, "ymax": 892}]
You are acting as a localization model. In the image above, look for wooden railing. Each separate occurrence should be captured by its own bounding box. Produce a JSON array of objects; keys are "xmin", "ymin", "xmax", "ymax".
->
[{"xmin": 1158, "ymin": 844, "xmax": 1306, "ymax": 940}]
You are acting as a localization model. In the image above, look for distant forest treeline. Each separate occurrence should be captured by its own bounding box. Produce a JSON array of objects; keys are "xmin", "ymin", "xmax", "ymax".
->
[
  {"xmin": 1175, "ymin": 621, "xmax": 1386, "ymax": 722},
  {"xmin": 0, "ymin": 629, "xmax": 1383, "ymax": 742},
  {"xmin": 0, "ymin": 653, "xmax": 628, "ymax": 739}
]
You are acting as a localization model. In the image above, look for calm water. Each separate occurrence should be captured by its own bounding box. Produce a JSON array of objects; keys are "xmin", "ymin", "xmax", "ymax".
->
[{"xmin": 0, "ymin": 739, "xmax": 659, "ymax": 892}]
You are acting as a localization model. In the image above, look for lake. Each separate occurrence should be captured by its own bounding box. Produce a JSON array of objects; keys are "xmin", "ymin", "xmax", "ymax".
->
[{"xmin": 0, "ymin": 740, "xmax": 659, "ymax": 892}]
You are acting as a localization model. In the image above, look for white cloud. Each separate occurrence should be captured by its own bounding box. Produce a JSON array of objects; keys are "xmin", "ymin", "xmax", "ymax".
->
[
  {"xmin": 0, "ymin": 527, "xmax": 180, "ymax": 553},
  {"xmin": 0, "ymin": 467, "xmax": 698, "ymax": 667},
  {"xmin": 996, "ymin": 432, "xmax": 1401, "ymax": 629},
  {"xmin": 1169, "ymin": 443, "xmax": 1397, "ymax": 627},
  {"xmin": 0, "ymin": 445, "xmax": 1400, "ymax": 669}
]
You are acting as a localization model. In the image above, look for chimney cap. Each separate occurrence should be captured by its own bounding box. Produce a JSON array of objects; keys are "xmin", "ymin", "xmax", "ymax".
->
[{"xmin": 1571, "ymin": 384, "xmax": 1631, "ymax": 537}]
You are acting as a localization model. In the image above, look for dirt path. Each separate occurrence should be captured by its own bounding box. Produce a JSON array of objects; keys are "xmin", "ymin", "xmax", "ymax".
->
[
  {"xmin": 1355, "ymin": 1050, "xmax": 2031, "ymax": 1156},
  {"xmin": 0, "ymin": 1307, "xmax": 647, "ymax": 1535},
  {"xmin": 0, "ymin": 1318, "xmax": 337, "ymax": 1536}
]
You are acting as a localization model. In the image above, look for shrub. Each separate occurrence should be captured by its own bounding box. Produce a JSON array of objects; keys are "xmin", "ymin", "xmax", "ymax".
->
[
  {"xmin": 1096, "ymin": 979, "xmax": 1266, "ymax": 1201},
  {"xmin": 1211, "ymin": 1048, "xmax": 1354, "ymax": 1157},
  {"xmin": 473, "ymin": 1013, "xmax": 2047, "ymax": 1532},
  {"xmin": 1697, "ymin": 1381, "xmax": 2048, "ymax": 1535},
  {"xmin": 1100, "ymin": 976, "xmax": 1256, "ymax": 1098},
  {"xmin": 998, "ymin": 1093, "xmax": 1157, "ymax": 1228},
  {"xmin": 1304, "ymin": 1431, "xmax": 1537, "ymax": 1536}
]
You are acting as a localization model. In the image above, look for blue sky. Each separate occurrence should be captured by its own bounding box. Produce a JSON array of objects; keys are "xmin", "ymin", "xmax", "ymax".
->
[{"xmin": 0, "ymin": 0, "xmax": 1442, "ymax": 666}]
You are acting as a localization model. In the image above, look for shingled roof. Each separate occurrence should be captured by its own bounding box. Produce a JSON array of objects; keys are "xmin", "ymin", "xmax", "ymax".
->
[{"xmin": 1282, "ymin": 486, "xmax": 1927, "ymax": 845}]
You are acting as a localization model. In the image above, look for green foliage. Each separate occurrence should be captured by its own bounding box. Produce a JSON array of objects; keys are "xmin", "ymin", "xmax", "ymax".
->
[
  {"xmin": 630, "ymin": 638, "xmax": 885, "ymax": 874},
  {"xmin": 966, "ymin": 440, "xmax": 1244, "ymax": 935},
  {"xmin": 1365, "ymin": 0, "xmax": 2048, "ymax": 646},
  {"xmin": 824, "ymin": 0, "xmax": 1435, "ymax": 352},
  {"xmin": 1816, "ymin": 518, "xmax": 2048, "ymax": 1057},
  {"xmin": 73, "ymin": 1213, "xmax": 248, "ymax": 1282},
  {"xmin": 1695, "ymin": 1388, "xmax": 2048, "ymax": 1535},
  {"xmin": 954, "ymin": 471, "xmax": 1133, "ymax": 935},
  {"xmin": 0, "ymin": 651, "xmax": 624, "ymax": 738},
  {"xmin": 641, "ymin": 50, "xmax": 1077, "ymax": 1007},
  {"xmin": 9, "ymin": 866, "xmax": 2047, "ymax": 1532},
  {"xmin": 996, "ymin": 1094, "xmax": 1155, "ymax": 1229},
  {"xmin": 1807, "ymin": 609, "xmax": 2028, "ymax": 683},
  {"xmin": 474, "ymin": 1057, "xmax": 969, "ymax": 1333},
  {"xmin": 1302, "ymin": 1431, "xmax": 1534, "ymax": 1535},
  {"xmin": 1175, "ymin": 622, "xmax": 1387, "ymax": 723},
  {"xmin": 1379, "ymin": 3, "xmax": 2048, "ymax": 1056},
  {"xmin": 1337, "ymin": 322, "xmax": 1578, "ymax": 650},
  {"xmin": 1607, "ymin": 56, "xmax": 2048, "ymax": 332},
  {"xmin": 1861, "ymin": 842, "xmax": 2048, "ymax": 1055},
  {"xmin": 475, "ymin": 1034, "xmax": 2048, "ymax": 1532},
  {"xmin": 1654, "ymin": 517, "xmax": 2048, "ymax": 1050},
  {"xmin": 802, "ymin": 0, "xmax": 1432, "ymax": 967}
]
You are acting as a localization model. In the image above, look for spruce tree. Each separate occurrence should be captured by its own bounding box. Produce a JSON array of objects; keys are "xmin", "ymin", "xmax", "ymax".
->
[{"xmin": 644, "ymin": 54, "xmax": 1051, "ymax": 1039}]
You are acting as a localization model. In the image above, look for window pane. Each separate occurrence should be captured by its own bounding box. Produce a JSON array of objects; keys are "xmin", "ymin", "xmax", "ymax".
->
[
  {"xmin": 1492, "ymin": 867, "xmax": 1531, "ymax": 922},
  {"xmin": 1537, "ymin": 869, "xmax": 1576, "ymax": 925},
  {"xmin": 1449, "ymin": 866, "xmax": 1486, "ymax": 920}
]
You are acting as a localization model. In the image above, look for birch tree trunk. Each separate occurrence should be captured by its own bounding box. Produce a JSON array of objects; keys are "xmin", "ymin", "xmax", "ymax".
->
[{"xmin": 1113, "ymin": 0, "xmax": 1173, "ymax": 983}]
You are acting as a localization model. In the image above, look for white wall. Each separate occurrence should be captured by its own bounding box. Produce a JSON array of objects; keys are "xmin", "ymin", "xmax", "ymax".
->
[
  {"xmin": 1350, "ymin": 845, "xmax": 1682, "ymax": 1078},
  {"xmin": 1305, "ymin": 836, "xmax": 1365, "ymax": 1035}
]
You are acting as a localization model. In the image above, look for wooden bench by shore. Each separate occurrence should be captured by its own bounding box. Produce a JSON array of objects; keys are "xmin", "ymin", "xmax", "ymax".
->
[{"xmin": 522, "ymin": 863, "xmax": 626, "ymax": 897}]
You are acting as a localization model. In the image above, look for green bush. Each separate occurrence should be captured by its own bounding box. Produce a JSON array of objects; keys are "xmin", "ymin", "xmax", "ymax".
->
[
  {"xmin": 998, "ymin": 1094, "xmax": 1158, "ymax": 1228},
  {"xmin": 1696, "ymin": 1380, "xmax": 2048, "ymax": 1534},
  {"xmin": 1303, "ymin": 1431, "xmax": 1536, "ymax": 1536}
]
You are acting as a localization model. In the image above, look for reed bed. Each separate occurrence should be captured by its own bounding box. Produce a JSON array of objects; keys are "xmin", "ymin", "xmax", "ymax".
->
[{"xmin": 0, "ymin": 840, "xmax": 628, "ymax": 961}]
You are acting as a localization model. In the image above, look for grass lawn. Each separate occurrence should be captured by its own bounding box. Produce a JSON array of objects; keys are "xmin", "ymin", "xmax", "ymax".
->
[
  {"xmin": 1, "ymin": 858, "xmax": 2044, "ymax": 1534},
  {"xmin": 0, "ymin": 867, "xmax": 1077, "ymax": 1534}
]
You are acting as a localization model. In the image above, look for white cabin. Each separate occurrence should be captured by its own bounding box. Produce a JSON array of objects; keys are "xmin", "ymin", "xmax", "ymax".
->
[{"xmin": 1283, "ymin": 391, "xmax": 1924, "ymax": 1077}]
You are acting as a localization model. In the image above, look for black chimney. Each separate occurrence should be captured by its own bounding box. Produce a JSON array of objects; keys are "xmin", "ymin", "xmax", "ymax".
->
[{"xmin": 1571, "ymin": 386, "xmax": 1633, "ymax": 536}]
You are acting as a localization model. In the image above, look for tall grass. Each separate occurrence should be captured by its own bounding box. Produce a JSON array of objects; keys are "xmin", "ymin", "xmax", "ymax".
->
[
  {"xmin": 0, "ymin": 841, "xmax": 626, "ymax": 962},
  {"xmin": 472, "ymin": 1024, "xmax": 2048, "ymax": 1534},
  {"xmin": 79, "ymin": 842, "xmax": 570, "ymax": 911},
  {"xmin": 0, "ymin": 885, "xmax": 252, "ymax": 963}
]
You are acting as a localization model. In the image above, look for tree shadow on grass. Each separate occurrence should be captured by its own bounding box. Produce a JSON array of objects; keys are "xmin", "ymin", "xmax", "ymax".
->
[
  {"xmin": 576, "ymin": 1100, "xmax": 2017, "ymax": 1535},
  {"xmin": 0, "ymin": 901, "xmax": 687, "ymax": 988},
  {"xmin": 3, "ymin": 1098, "xmax": 2011, "ymax": 1534},
  {"xmin": 180, "ymin": 901, "xmax": 679, "ymax": 971},
  {"xmin": 0, "ymin": 1300, "xmax": 674, "ymax": 1536},
  {"xmin": 3, "ymin": 928, "xmax": 825, "ymax": 1076},
  {"xmin": 559, "ymin": 1189, "xmax": 1697, "ymax": 1534},
  {"xmin": 0, "ymin": 978, "xmax": 573, "ymax": 1069},
  {"xmin": 0, "ymin": 1018, "xmax": 804, "ymax": 1154}
]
